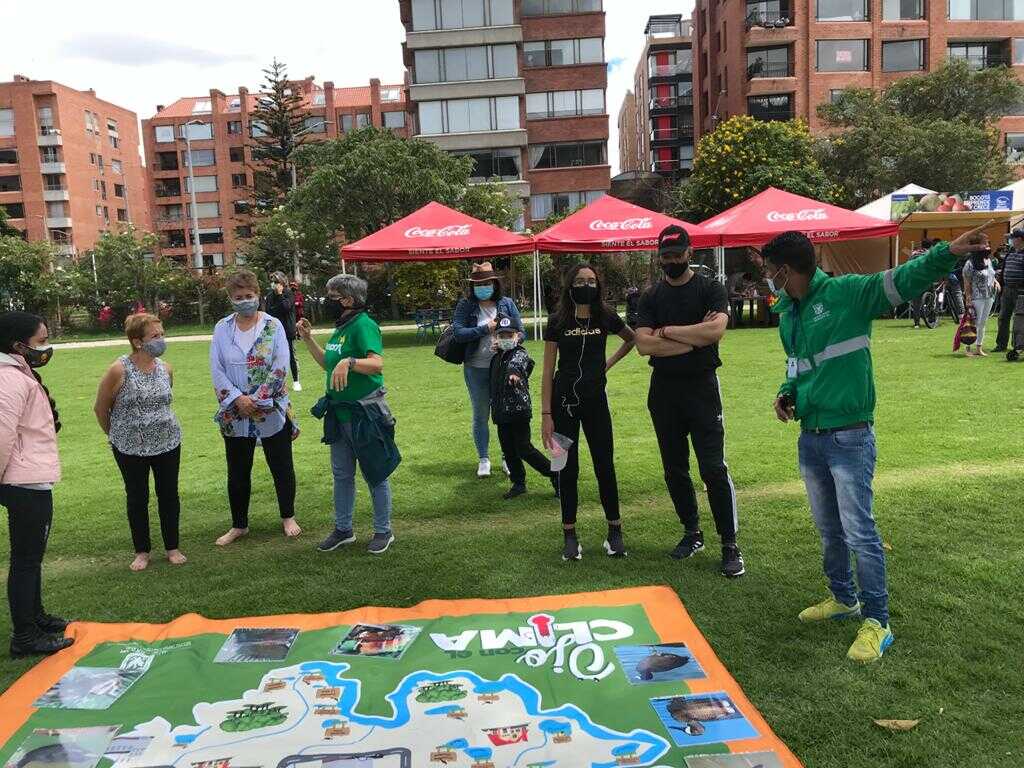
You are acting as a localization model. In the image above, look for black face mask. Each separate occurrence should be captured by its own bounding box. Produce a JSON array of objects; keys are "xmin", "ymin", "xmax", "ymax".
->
[
  {"xmin": 570, "ymin": 285, "xmax": 599, "ymax": 305},
  {"xmin": 16, "ymin": 343, "xmax": 54, "ymax": 368},
  {"xmin": 325, "ymin": 298, "xmax": 346, "ymax": 322},
  {"xmin": 662, "ymin": 262, "xmax": 689, "ymax": 280}
]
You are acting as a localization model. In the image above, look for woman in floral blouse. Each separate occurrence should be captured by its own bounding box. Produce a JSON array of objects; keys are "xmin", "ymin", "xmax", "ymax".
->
[{"xmin": 209, "ymin": 270, "xmax": 300, "ymax": 546}]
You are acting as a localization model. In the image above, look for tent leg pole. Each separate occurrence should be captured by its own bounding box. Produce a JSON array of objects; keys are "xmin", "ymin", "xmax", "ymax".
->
[
  {"xmin": 533, "ymin": 250, "xmax": 541, "ymax": 341},
  {"xmin": 341, "ymin": 259, "xmax": 347, "ymax": 276}
]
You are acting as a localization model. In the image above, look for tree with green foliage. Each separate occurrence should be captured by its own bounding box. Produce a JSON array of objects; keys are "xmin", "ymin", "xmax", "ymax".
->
[
  {"xmin": 0, "ymin": 236, "xmax": 57, "ymax": 315},
  {"xmin": 670, "ymin": 115, "xmax": 837, "ymax": 221},
  {"xmin": 817, "ymin": 60, "xmax": 1023, "ymax": 209},
  {"xmin": 0, "ymin": 207, "xmax": 21, "ymax": 238}
]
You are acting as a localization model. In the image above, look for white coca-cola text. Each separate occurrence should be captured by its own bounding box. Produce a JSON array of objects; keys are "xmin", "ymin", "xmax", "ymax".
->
[
  {"xmin": 404, "ymin": 224, "xmax": 471, "ymax": 238},
  {"xmin": 588, "ymin": 217, "xmax": 653, "ymax": 232},
  {"xmin": 766, "ymin": 209, "xmax": 828, "ymax": 223}
]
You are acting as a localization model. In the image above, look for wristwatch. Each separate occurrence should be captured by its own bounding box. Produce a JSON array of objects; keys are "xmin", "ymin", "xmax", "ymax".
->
[{"xmin": 347, "ymin": 356, "xmax": 358, "ymax": 371}]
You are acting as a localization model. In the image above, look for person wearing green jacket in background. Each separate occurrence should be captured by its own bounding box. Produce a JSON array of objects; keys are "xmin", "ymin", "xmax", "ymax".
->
[{"xmin": 763, "ymin": 222, "xmax": 992, "ymax": 664}]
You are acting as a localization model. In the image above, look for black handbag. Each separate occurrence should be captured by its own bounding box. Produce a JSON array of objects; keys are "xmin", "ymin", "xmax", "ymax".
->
[{"xmin": 434, "ymin": 324, "xmax": 468, "ymax": 364}]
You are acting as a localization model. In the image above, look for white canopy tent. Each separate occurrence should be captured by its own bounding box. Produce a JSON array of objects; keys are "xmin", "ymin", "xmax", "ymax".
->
[{"xmin": 855, "ymin": 183, "xmax": 935, "ymax": 221}]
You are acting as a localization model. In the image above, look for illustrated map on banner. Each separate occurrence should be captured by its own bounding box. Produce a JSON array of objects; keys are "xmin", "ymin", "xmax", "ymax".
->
[{"xmin": 0, "ymin": 587, "xmax": 802, "ymax": 768}]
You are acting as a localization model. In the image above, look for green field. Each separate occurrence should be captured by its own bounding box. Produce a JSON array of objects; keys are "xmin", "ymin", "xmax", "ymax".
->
[{"xmin": 1, "ymin": 319, "xmax": 1022, "ymax": 767}]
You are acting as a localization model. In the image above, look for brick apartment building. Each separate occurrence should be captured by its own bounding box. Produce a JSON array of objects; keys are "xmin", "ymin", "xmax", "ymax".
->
[
  {"xmin": 690, "ymin": 0, "xmax": 1024, "ymax": 150},
  {"xmin": 0, "ymin": 74, "xmax": 150, "ymax": 258},
  {"xmin": 141, "ymin": 77, "xmax": 409, "ymax": 271},
  {"xmin": 398, "ymin": 0, "xmax": 611, "ymax": 228},
  {"xmin": 617, "ymin": 89, "xmax": 640, "ymax": 173}
]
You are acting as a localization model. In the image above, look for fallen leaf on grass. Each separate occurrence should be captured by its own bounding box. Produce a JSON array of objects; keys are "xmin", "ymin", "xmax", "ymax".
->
[
  {"xmin": 873, "ymin": 719, "xmax": 920, "ymax": 732},
  {"xmin": 882, "ymin": 541, "xmax": 893, "ymax": 551}
]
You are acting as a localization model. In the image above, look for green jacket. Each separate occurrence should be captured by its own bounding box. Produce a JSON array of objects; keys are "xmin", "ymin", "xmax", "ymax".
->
[{"xmin": 774, "ymin": 241, "xmax": 957, "ymax": 431}]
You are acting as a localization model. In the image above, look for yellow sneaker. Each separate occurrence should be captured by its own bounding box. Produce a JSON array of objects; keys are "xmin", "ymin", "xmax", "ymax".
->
[
  {"xmin": 798, "ymin": 596, "xmax": 861, "ymax": 623},
  {"xmin": 847, "ymin": 618, "xmax": 894, "ymax": 663}
]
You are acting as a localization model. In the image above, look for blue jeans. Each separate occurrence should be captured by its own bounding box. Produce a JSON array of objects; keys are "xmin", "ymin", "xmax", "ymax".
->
[
  {"xmin": 331, "ymin": 423, "xmax": 392, "ymax": 534},
  {"xmin": 463, "ymin": 365, "xmax": 493, "ymax": 459},
  {"xmin": 798, "ymin": 427, "xmax": 888, "ymax": 625}
]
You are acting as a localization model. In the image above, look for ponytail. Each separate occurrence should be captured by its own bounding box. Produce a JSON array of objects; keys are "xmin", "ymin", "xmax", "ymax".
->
[
  {"xmin": 0, "ymin": 311, "xmax": 60, "ymax": 433},
  {"xmin": 30, "ymin": 368, "xmax": 61, "ymax": 434}
]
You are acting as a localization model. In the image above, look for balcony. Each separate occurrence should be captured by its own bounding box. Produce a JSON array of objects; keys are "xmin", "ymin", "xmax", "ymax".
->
[
  {"xmin": 37, "ymin": 127, "xmax": 63, "ymax": 147},
  {"xmin": 156, "ymin": 215, "xmax": 185, "ymax": 228},
  {"xmin": 45, "ymin": 216, "xmax": 73, "ymax": 228},
  {"xmin": 650, "ymin": 96, "xmax": 694, "ymax": 112},
  {"xmin": 42, "ymin": 189, "xmax": 69, "ymax": 202},
  {"xmin": 751, "ymin": 108, "xmax": 795, "ymax": 121},
  {"xmin": 154, "ymin": 184, "xmax": 182, "ymax": 198},
  {"xmin": 746, "ymin": 61, "xmax": 795, "ymax": 79},
  {"xmin": 745, "ymin": 10, "xmax": 794, "ymax": 29},
  {"xmin": 652, "ymin": 158, "xmax": 693, "ymax": 173},
  {"xmin": 39, "ymin": 162, "xmax": 66, "ymax": 174},
  {"xmin": 949, "ymin": 53, "xmax": 1010, "ymax": 70},
  {"xmin": 52, "ymin": 243, "xmax": 76, "ymax": 258},
  {"xmin": 651, "ymin": 126, "xmax": 696, "ymax": 143}
]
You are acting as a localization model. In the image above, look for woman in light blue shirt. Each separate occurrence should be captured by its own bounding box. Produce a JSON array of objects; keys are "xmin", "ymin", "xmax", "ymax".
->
[{"xmin": 210, "ymin": 270, "xmax": 301, "ymax": 545}]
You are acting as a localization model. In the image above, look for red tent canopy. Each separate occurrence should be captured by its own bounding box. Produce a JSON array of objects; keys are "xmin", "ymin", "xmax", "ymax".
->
[
  {"xmin": 534, "ymin": 195, "xmax": 718, "ymax": 252},
  {"xmin": 340, "ymin": 201, "xmax": 535, "ymax": 262},
  {"xmin": 699, "ymin": 187, "xmax": 899, "ymax": 248}
]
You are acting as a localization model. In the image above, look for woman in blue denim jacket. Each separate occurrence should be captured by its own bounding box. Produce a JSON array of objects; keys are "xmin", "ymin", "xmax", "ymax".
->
[{"xmin": 451, "ymin": 262, "xmax": 523, "ymax": 478}]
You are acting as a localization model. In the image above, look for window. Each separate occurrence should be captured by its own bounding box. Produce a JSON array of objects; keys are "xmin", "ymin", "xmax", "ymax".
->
[
  {"xmin": 186, "ymin": 175, "xmax": 218, "ymax": 193},
  {"xmin": 98, "ymin": 155, "xmax": 104, "ymax": 174},
  {"xmin": 304, "ymin": 116, "xmax": 327, "ymax": 133},
  {"xmin": 384, "ymin": 111, "xmax": 406, "ymax": 129},
  {"xmin": 817, "ymin": 0, "xmax": 869, "ymax": 18},
  {"xmin": 0, "ymin": 175, "xmax": 21, "ymax": 192},
  {"xmin": 526, "ymin": 89, "xmax": 605, "ymax": 118},
  {"xmin": 417, "ymin": 97, "xmax": 520, "ymax": 134},
  {"xmin": 250, "ymin": 120, "xmax": 269, "ymax": 138},
  {"xmin": 455, "ymin": 148, "xmax": 522, "ymax": 180},
  {"xmin": 109, "ymin": 134, "xmax": 120, "ymax": 149},
  {"xmin": 1006, "ymin": 132, "xmax": 1024, "ymax": 163},
  {"xmin": 229, "ymin": 146, "xmax": 244, "ymax": 163},
  {"xmin": 747, "ymin": 46, "xmax": 792, "ymax": 78},
  {"xmin": 183, "ymin": 149, "xmax": 216, "ymax": 167},
  {"xmin": 227, "ymin": 120, "xmax": 243, "ymax": 135},
  {"xmin": 40, "ymin": 147, "xmax": 61, "ymax": 163},
  {"xmin": 156, "ymin": 151, "xmax": 179, "ymax": 171},
  {"xmin": 160, "ymin": 204, "xmax": 183, "ymax": 220},
  {"xmin": 164, "ymin": 230, "xmax": 186, "ymax": 248},
  {"xmin": 417, "ymin": 44, "xmax": 519, "ymax": 83},
  {"xmin": 235, "ymin": 225, "xmax": 253, "ymax": 238},
  {"xmin": 817, "ymin": 40, "xmax": 869, "ymax": 71},
  {"xmin": 2, "ymin": 203, "xmax": 25, "ymax": 218},
  {"xmin": 356, "ymin": 113, "xmax": 371, "ymax": 128},
  {"xmin": 46, "ymin": 201, "xmax": 67, "ymax": 218},
  {"xmin": 524, "ymin": 38, "xmax": 604, "ymax": 67},
  {"xmin": 830, "ymin": 88, "xmax": 848, "ymax": 103},
  {"xmin": 192, "ymin": 201, "xmax": 220, "ymax": 218},
  {"xmin": 1015, "ymin": 39, "xmax": 1024, "ymax": 64},
  {"xmin": 381, "ymin": 88, "xmax": 401, "ymax": 102},
  {"xmin": 649, "ymin": 50, "xmax": 692, "ymax": 77},
  {"xmin": 529, "ymin": 190, "xmax": 604, "ymax": 220},
  {"xmin": 95, "ymin": 205, "xmax": 103, "ymax": 217},
  {"xmin": 114, "ymin": 183, "xmax": 125, "ymax": 197},
  {"xmin": 522, "ymin": 0, "xmax": 602, "ymax": 13},
  {"xmin": 748, "ymin": 94, "xmax": 793, "ymax": 120},
  {"xmin": 155, "ymin": 179, "xmax": 181, "ymax": 197},
  {"xmin": 181, "ymin": 122, "xmax": 213, "ymax": 140},
  {"xmin": 949, "ymin": 0, "xmax": 1023, "ymax": 18},
  {"xmin": 232, "ymin": 172, "xmax": 248, "ymax": 188},
  {"xmin": 340, "ymin": 114, "xmax": 355, "ymax": 132},
  {"xmin": 192, "ymin": 99, "xmax": 212, "ymax": 114},
  {"xmin": 155, "ymin": 125, "xmax": 175, "ymax": 143},
  {"xmin": 948, "ymin": 41, "xmax": 1009, "ymax": 69},
  {"xmin": 0, "ymin": 109, "xmax": 14, "ymax": 137},
  {"xmin": 529, "ymin": 141, "xmax": 606, "ymax": 169},
  {"xmin": 233, "ymin": 200, "xmax": 250, "ymax": 215},
  {"xmin": 883, "ymin": 0, "xmax": 923, "ymax": 18},
  {"xmin": 100, "ymin": 180, "xmax": 108, "ymax": 199},
  {"xmin": 37, "ymin": 107, "xmax": 54, "ymax": 131},
  {"xmin": 883, "ymin": 39, "xmax": 925, "ymax": 71},
  {"xmin": 117, "ymin": 208, "xmax": 128, "ymax": 222},
  {"xmin": 111, "ymin": 159, "xmax": 123, "ymax": 174},
  {"xmin": 0, "ymin": 148, "xmax": 17, "ymax": 164},
  {"xmin": 43, "ymin": 174, "xmax": 62, "ymax": 191},
  {"xmin": 412, "ymin": 0, "xmax": 512, "ymax": 30},
  {"xmin": 198, "ymin": 227, "xmax": 223, "ymax": 244},
  {"xmin": 194, "ymin": 252, "xmax": 225, "ymax": 269}
]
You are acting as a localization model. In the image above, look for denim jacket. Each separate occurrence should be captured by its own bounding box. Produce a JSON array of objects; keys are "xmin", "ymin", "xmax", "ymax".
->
[
  {"xmin": 311, "ymin": 387, "xmax": 401, "ymax": 487},
  {"xmin": 451, "ymin": 296, "xmax": 523, "ymax": 344}
]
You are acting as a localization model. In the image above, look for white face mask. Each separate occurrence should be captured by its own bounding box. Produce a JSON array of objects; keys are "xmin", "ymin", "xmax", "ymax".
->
[{"xmin": 497, "ymin": 337, "xmax": 517, "ymax": 352}]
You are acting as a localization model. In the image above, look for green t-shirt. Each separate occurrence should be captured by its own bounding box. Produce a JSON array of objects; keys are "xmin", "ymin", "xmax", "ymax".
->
[{"xmin": 324, "ymin": 312, "xmax": 384, "ymax": 421}]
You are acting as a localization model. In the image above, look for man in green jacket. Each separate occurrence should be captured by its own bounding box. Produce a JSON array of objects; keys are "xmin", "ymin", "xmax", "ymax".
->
[{"xmin": 763, "ymin": 223, "xmax": 991, "ymax": 663}]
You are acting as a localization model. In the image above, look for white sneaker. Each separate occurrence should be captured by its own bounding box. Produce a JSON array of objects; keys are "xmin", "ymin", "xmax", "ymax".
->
[
  {"xmin": 477, "ymin": 458, "xmax": 492, "ymax": 478},
  {"xmin": 501, "ymin": 459, "xmax": 510, "ymax": 477},
  {"xmin": 292, "ymin": 381, "xmax": 302, "ymax": 392}
]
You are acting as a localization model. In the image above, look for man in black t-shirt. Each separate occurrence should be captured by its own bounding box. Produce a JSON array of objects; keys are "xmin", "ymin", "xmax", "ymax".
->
[{"xmin": 636, "ymin": 225, "xmax": 744, "ymax": 578}]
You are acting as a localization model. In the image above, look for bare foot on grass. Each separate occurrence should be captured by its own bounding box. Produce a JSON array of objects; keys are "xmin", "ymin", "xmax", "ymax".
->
[
  {"xmin": 215, "ymin": 527, "xmax": 249, "ymax": 546},
  {"xmin": 130, "ymin": 553, "xmax": 150, "ymax": 572},
  {"xmin": 283, "ymin": 518, "xmax": 302, "ymax": 538},
  {"xmin": 167, "ymin": 549, "xmax": 187, "ymax": 565}
]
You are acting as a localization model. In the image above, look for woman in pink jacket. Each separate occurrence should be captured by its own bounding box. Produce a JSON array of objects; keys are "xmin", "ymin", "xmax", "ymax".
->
[{"xmin": 0, "ymin": 312, "xmax": 73, "ymax": 657}]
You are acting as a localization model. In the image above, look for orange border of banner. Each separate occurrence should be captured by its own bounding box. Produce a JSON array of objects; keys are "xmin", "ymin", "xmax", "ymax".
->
[{"xmin": 0, "ymin": 586, "xmax": 802, "ymax": 766}]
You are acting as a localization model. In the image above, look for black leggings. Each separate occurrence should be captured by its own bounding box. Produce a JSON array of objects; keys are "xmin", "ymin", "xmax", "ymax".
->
[
  {"xmin": 497, "ymin": 420, "xmax": 551, "ymax": 485},
  {"xmin": 224, "ymin": 422, "xmax": 296, "ymax": 529},
  {"xmin": 287, "ymin": 337, "xmax": 300, "ymax": 382},
  {"xmin": 552, "ymin": 389, "xmax": 620, "ymax": 526},
  {"xmin": 1, "ymin": 485, "xmax": 53, "ymax": 638},
  {"xmin": 112, "ymin": 445, "xmax": 181, "ymax": 552}
]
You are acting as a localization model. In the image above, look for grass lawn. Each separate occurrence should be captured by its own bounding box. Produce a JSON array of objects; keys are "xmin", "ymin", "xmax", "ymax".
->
[{"xmin": 1, "ymin": 319, "xmax": 1022, "ymax": 766}]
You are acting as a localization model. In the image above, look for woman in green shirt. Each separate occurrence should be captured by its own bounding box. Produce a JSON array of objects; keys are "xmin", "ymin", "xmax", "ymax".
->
[{"xmin": 297, "ymin": 274, "xmax": 395, "ymax": 555}]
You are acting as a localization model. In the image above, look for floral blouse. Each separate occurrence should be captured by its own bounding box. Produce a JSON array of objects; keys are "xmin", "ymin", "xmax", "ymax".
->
[{"xmin": 210, "ymin": 313, "xmax": 296, "ymax": 439}]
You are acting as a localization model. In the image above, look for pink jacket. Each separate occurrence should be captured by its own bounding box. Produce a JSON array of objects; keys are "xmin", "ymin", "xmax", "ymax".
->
[{"xmin": 0, "ymin": 352, "xmax": 61, "ymax": 486}]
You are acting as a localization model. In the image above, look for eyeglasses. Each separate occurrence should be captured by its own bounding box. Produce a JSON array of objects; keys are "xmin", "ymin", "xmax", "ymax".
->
[{"xmin": 572, "ymin": 278, "xmax": 598, "ymax": 287}]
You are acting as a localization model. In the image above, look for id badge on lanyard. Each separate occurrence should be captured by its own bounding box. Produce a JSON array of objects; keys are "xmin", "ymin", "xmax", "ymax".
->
[{"xmin": 787, "ymin": 357, "xmax": 798, "ymax": 379}]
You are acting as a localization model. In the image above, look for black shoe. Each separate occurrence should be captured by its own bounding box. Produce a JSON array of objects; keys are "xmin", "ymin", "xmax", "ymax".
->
[
  {"xmin": 503, "ymin": 483, "xmax": 527, "ymax": 500},
  {"xmin": 992, "ymin": 346, "xmax": 1007, "ymax": 353},
  {"xmin": 721, "ymin": 544, "xmax": 746, "ymax": 578},
  {"xmin": 10, "ymin": 632, "xmax": 74, "ymax": 658},
  {"xmin": 670, "ymin": 530, "xmax": 705, "ymax": 560},
  {"xmin": 317, "ymin": 529, "xmax": 356, "ymax": 552},
  {"xmin": 367, "ymin": 531, "xmax": 395, "ymax": 555},
  {"xmin": 562, "ymin": 530, "xmax": 582, "ymax": 561},
  {"xmin": 603, "ymin": 526, "xmax": 627, "ymax": 557},
  {"xmin": 36, "ymin": 613, "xmax": 71, "ymax": 633},
  {"xmin": 550, "ymin": 474, "xmax": 560, "ymax": 499}
]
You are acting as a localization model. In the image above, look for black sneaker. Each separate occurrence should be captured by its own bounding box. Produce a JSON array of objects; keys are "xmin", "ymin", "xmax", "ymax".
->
[
  {"xmin": 550, "ymin": 474, "xmax": 560, "ymax": 499},
  {"xmin": 503, "ymin": 483, "xmax": 527, "ymax": 500},
  {"xmin": 368, "ymin": 531, "xmax": 395, "ymax": 555},
  {"xmin": 670, "ymin": 530, "xmax": 705, "ymax": 560},
  {"xmin": 721, "ymin": 544, "xmax": 746, "ymax": 578},
  {"xmin": 35, "ymin": 613, "xmax": 70, "ymax": 633},
  {"xmin": 562, "ymin": 530, "xmax": 582, "ymax": 561},
  {"xmin": 10, "ymin": 632, "xmax": 74, "ymax": 658},
  {"xmin": 603, "ymin": 526, "xmax": 627, "ymax": 557},
  {"xmin": 317, "ymin": 529, "xmax": 356, "ymax": 552}
]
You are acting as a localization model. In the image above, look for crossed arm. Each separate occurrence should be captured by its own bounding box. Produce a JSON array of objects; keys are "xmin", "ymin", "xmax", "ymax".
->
[{"xmin": 634, "ymin": 312, "xmax": 727, "ymax": 357}]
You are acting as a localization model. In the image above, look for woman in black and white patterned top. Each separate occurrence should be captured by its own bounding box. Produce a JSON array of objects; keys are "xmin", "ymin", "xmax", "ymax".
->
[{"xmin": 94, "ymin": 313, "xmax": 184, "ymax": 571}]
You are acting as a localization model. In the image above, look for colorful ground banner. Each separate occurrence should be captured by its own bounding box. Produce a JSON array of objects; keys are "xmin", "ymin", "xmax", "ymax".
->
[{"xmin": 0, "ymin": 587, "xmax": 802, "ymax": 768}]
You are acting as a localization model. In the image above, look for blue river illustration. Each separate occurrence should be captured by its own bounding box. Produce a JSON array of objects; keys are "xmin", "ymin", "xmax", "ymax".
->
[{"xmin": 291, "ymin": 661, "xmax": 670, "ymax": 767}]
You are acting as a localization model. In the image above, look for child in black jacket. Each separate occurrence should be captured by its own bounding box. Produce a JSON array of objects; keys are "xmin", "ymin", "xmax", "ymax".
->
[{"xmin": 489, "ymin": 315, "xmax": 556, "ymax": 500}]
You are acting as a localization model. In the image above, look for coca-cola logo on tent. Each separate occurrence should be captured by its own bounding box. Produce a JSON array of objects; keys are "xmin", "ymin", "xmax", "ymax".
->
[
  {"xmin": 404, "ymin": 224, "xmax": 471, "ymax": 238},
  {"xmin": 766, "ymin": 209, "xmax": 828, "ymax": 223},
  {"xmin": 588, "ymin": 218, "xmax": 653, "ymax": 232}
]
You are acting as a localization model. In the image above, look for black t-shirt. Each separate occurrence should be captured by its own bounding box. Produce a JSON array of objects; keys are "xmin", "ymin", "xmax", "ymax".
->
[
  {"xmin": 637, "ymin": 275, "xmax": 729, "ymax": 377},
  {"xmin": 544, "ymin": 311, "xmax": 625, "ymax": 397}
]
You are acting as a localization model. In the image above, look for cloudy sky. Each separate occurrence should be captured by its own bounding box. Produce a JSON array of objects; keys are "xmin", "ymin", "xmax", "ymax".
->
[{"xmin": 7, "ymin": 1, "xmax": 694, "ymax": 173}]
